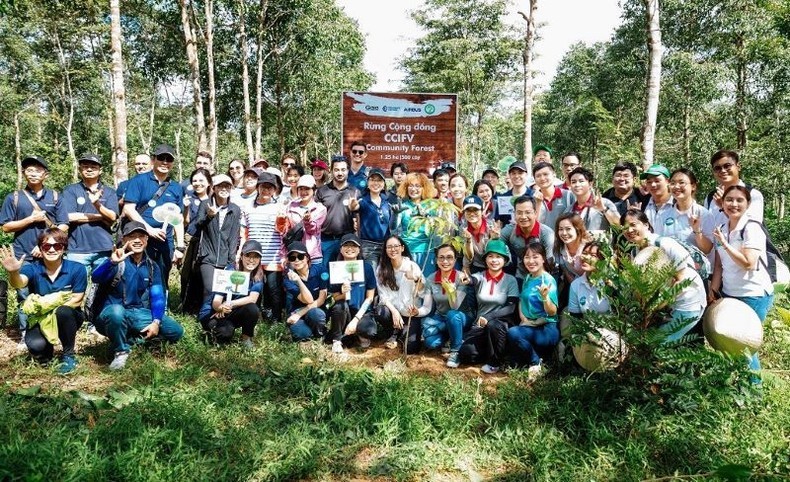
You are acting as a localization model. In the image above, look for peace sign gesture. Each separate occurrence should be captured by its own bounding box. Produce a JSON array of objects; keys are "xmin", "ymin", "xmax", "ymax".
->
[
  {"xmin": 0, "ymin": 246, "xmax": 25, "ymax": 273},
  {"xmin": 111, "ymin": 241, "xmax": 134, "ymax": 264}
]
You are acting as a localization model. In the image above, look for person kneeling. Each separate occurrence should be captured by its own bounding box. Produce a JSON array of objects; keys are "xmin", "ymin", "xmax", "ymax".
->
[
  {"xmin": 198, "ymin": 240, "xmax": 263, "ymax": 349},
  {"xmin": 92, "ymin": 221, "xmax": 184, "ymax": 370},
  {"xmin": 284, "ymin": 242, "xmax": 329, "ymax": 341}
]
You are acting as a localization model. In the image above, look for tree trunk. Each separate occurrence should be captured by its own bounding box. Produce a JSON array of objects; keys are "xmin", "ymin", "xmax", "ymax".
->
[
  {"xmin": 640, "ymin": 0, "xmax": 663, "ymax": 169},
  {"xmin": 682, "ymin": 99, "xmax": 690, "ymax": 165},
  {"xmin": 146, "ymin": 88, "xmax": 156, "ymax": 153},
  {"xmin": 175, "ymin": 128, "xmax": 183, "ymax": 181},
  {"xmin": 254, "ymin": 0, "xmax": 268, "ymax": 159},
  {"xmin": 54, "ymin": 31, "xmax": 77, "ymax": 180},
  {"xmin": 275, "ymin": 55, "xmax": 285, "ymax": 156},
  {"xmin": 204, "ymin": 0, "xmax": 218, "ymax": 158},
  {"xmin": 179, "ymin": 0, "xmax": 207, "ymax": 151},
  {"xmin": 518, "ymin": 1, "xmax": 537, "ymax": 168},
  {"xmin": 239, "ymin": 0, "xmax": 254, "ymax": 164},
  {"xmin": 110, "ymin": 0, "xmax": 129, "ymax": 185},
  {"xmin": 735, "ymin": 34, "xmax": 748, "ymax": 151},
  {"xmin": 14, "ymin": 111, "xmax": 23, "ymax": 189}
]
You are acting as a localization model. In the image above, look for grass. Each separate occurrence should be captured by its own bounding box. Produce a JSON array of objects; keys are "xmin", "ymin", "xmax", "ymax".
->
[{"xmin": 1, "ymin": 292, "xmax": 789, "ymax": 481}]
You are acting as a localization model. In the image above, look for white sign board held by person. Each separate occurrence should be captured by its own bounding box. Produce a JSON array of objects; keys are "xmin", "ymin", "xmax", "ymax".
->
[{"xmin": 329, "ymin": 260, "xmax": 365, "ymax": 285}]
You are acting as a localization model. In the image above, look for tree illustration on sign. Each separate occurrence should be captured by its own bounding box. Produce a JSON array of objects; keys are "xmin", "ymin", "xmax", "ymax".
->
[
  {"xmin": 345, "ymin": 261, "xmax": 360, "ymax": 282},
  {"xmin": 229, "ymin": 272, "xmax": 246, "ymax": 292}
]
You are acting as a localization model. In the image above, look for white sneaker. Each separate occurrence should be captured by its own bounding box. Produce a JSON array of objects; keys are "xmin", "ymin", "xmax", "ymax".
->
[
  {"xmin": 358, "ymin": 336, "xmax": 371, "ymax": 349},
  {"xmin": 17, "ymin": 332, "xmax": 27, "ymax": 352},
  {"xmin": 332, "ymin": 340, "xmax": 344, "ymax": 354},
  {"xmin": 481, "ymin": 364, "xmax": 500, "ymax": 374},
  {"xmin": 528, "ymin": 362, "xmax": 543, "ymax": 381},
  {"xmin": 109, "ymin": 351, "xmax": 130, "ymax": 371}
]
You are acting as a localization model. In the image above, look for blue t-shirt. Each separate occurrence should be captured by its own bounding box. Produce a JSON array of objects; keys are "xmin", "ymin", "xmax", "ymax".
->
[
  {"xmin": 61, "ymin": 182, "xmax": 119, "ymax": 253},
  {"xmin": 284, "ymin": 264, "xmax": 328, "ymax": 311},
  {"xmin": 183, "ymin": 195, "xmax": 205, "ymax": 236},
  {"xmin": 122, "ymin": 172, "xmax": 184, "ymax": 239},
  {"xmin": 0, "ymin": 188, "xmax": 67, "ymax": 260},
  {"xmin": 519, "ymin": 272, "xmax": 559, "ymax": 323},
  {"xmin": 347, "ymin": 165, "xmax": 370, "ymax": 192},
  {"xmin": 198, "ymin": 276, "xmax": 264, "ymax": 320},
  {"xmin": 20, "ymin": 259, "xmax": 88, "ymax": 296},
  {"xmin": 116, "ymin": 179, "xmax": 130, "ymax": 201},
  {"xmin": 329, "ymin": 261, "xmax": 376, "ymax": 311},
  {"xmin": 358, "ymin": 194, "xmax": 392, "ymax": 242}
]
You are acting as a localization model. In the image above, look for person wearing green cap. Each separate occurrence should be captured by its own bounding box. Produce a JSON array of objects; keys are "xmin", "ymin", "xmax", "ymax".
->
[
  {"xmin": 457, "ymin": 238, "xmax": 519, "ymax": 373},
  {"xmin": 532, "ymin": 144, "xmax": 553, "ymax": 164},
  {"xmin": 640, "ymin": 164, "xmax": 674, "ymax": 231}
]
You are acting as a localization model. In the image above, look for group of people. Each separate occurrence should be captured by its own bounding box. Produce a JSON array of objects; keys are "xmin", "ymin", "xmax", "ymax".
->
[{"xmin": 0, "ymin": 142, "xmax": 776, "ymax": 378}]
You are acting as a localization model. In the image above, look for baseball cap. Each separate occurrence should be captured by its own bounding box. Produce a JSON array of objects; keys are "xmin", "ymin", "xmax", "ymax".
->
[
  {"xmin": 533, "ymin": 144, "xmax": 553, "ymax": 156},
  {"xmin": 482, "ymin": 167, "xmax": 499, "ymax": 178},
  {"xmin": 212, "ymin": 174, "xmax": 233, "ymax": 186},
  {"xmin": 78, "ymin": 153, "xmax": 102, "ymax": 165},
  {"xmin": 311, "ymin": 159, "xmax": 328, "ymax": 170},
  {"xmin": 287, "ymin": 241, "xmax": 308, "ymax": 255},
  {"xmin": 122, "ymin": 221, "xmax": 148, "ymax": 237},
  {"xmin": 241, "ymin": 240, "xmax": 263, "ymax": 256},
  {"xmin": 296, "ymin": 175, "xmax": 316, "ymax": 189},
  {"xmin": 367, "ymin": 168, "xmax": 386, "ymax": 180},
  {"xmin": 640, "ymin": 164, "xmax": 670, "ymax": 180},
  {"xmin": 508, "ymin": 161, "xmax": 528, "ymax": 173},
  {"xmin": 340, "ymin": 233, "xmax": 362, "ymax": 247},
  {"xmin": 152, "ymin": 144, "xmax": 175, "ymax": 160},
  {"xmin": 22, "ymin": 156, "xmax": 48, "ymax": 171},
  {"xmin": 462, "ymin": 195, "xmax": 483, "ymax": 211},
  {"xmin": 257, "ymin": 172, "xmax": 278, "ymax": 187}
]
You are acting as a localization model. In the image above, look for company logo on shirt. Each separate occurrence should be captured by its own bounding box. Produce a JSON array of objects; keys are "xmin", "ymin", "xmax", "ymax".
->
[
  {"xmin": 665, "ymin": 217, "xmax": 675, "ymax": 226},
  {"xmin": 579, "ymin": 296, "xmax": 587, "ymax": 306}
]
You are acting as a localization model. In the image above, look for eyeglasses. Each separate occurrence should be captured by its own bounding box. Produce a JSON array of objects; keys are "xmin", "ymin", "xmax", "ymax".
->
[
  {"xmin": 288, "ymin": 253, "xmax": 307, "ymax": 262},
  {"xmin": 283, "ymin": 162, "xmax": 296, "ymax": 168},
  {"xmin": 155, "ymin": 158, "xmax": 174, "ymax": 163},
  {"xmin": 562, "ymin": 163, "xmax": 579, "ymax": 168},
  {"xmin": 437, "ymin": 255, "xmax": 455, "ymax": 261},
  {"xmin": 385, "ymin": 244, "xmax": 402, "ymax": 250},
  {"xmin": 229, "ymin": 165, "xmax": 244, "ymax": 171},
  {"xmin": 713, "ymin": 162, "xmax": 735, "ymax": 173},
  {"xmin": 42, "ymin": 242, "xmax": 65, "ymax": 252},
  {"xmin": 351, "ymin": 149, "xmax": 365, "ymax": 155}
]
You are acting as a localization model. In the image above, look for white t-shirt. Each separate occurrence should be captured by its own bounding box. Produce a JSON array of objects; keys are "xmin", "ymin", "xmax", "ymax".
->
[
  {"xmin": 647, "ymin": 233, "xmax": 707, "ymax": 312},
  {"xmin": 705, "ymin": 181, "xmax": 764, "ymax": 226},
  {"xmin": 567, "ymin": 274, "xmax": 610, "ymax": 315},
  {"xmin": 716, "ymin": 216, "xmax": 774, "ymax": 297}
]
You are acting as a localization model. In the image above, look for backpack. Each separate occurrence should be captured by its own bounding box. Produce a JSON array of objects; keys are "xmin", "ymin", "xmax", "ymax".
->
[
  {"xmin": 655, "ymin": 237, "xmax": 712, "ymax": 279},
  {"xmin": 740, "ymin": 220, "xmax": 790, "ymax": 284},
  {"xmin": 84, "ymin": 262, "xmax": 125, "ymax": 323}
]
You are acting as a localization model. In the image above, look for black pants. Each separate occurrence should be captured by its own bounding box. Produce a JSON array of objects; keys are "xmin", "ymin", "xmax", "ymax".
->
[
  {"xmin": 329, "ymin": 301, "xmax": 377, "ymax": 344},
  {"xmin": 374, "ymin": 305, "xmax": 422, "ymax": 354},
  {"xmin": 459, "ymin": 317, "xmax": 512, "ymax": 367},
  {"xmin": 26, "ymin": 306, "xmax": 83, "ymax": 361},
  {"xmin": 263, "ymin": 270, "xmax": 284, "ymax": 322},
  {"xmin": 199, "ymin": 303, "xmax": 259, "ymax": 342}
]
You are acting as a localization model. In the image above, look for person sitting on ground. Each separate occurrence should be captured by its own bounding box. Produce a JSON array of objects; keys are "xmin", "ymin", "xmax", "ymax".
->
[
  {"xmin": 1, "ymin": 228, "xmax": 86, "ymax": 374},
  {"xmin": 283, "ymin": 242, "xmax": 329, "ymax": 342},
  {"xmin": 327, "ymin": 234, "xmax": 377, "ymax": 353},
  {"xmin": 506, "ymin": 240, "xmax": 560, "ymax": 379},
  {"xmin": 198, "ymin": 240, "xmax": 263, "ymax": 349},
  {"xmin": 91, "ymin": 221, "xmax": 184, "ymax": 370}
]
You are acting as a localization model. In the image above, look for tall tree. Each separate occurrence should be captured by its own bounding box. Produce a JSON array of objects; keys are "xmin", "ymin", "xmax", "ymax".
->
[
  {"xmin": 518, "ymin": 0, "xmax": 538, "ymax": 174},
  {"xmin": 640, "ymin": 0, "xmax": 662, "ymax": 168},
  {"xmin": 179, "ymin": 0, "xmax": 208, "ymax": 151},
  {"xmin": 239, "ymin": 0, "xmax": 254, "ymax": 163},
  {"xmin": 109, "ymin": 0, "xmax": 129, "ymax": 185}
]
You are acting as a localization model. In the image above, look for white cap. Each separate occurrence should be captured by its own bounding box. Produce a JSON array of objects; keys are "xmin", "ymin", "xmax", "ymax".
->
[{"xmin": 296, "ymin": 175, "xmax": 316, "ymax": 189}]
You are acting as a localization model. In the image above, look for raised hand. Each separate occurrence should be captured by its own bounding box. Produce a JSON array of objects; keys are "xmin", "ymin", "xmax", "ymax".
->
[
  {"xmin": 286, "ymin": 269, "xmax": 301, "ymax": 282},
  {"xmin": 712, "ymin": 226, "xmax": 726, "ymax": 245},
  {"xmin": 207, "ymin": 199, "xmax": 219, "ymax": 218},
  {"xmin": 712, "ymin": 186, "xmax": 724, "ymax": 208},
  {"xmin": 626, "ymin": 199, "xmax": 641, "ymax": 211},
  {"xmin": 111, "ymin": 241, "xmax": 134, "ymax": 264},
  {"xmin": 490, "ymin": 221, "xmax": 502, "ymax": 239},
  {"xmin": 0, "ymin": 246, "xmax": 25, "ymax": 272},
  {"xmin": 87, "ymin": 188, "xmax": 103, "ymax": 205},
  {"xmin": 348, "ymin": 195, "xmax": 360, "ymax": 211},
  {"xmin": 537, "ymin": 278, "xmax": 551, "ymax": 301}
]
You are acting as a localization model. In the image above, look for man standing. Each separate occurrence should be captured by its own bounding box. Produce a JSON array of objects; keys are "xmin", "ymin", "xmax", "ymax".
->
[
  {"xmin": 315, "ymin": 156, "xmax": 360, "ymax": 268},
  {"xmin": 118, "ymin": 154, "xmax": 152, "ymax": 204},
  {"xmin": 347, "ymin": 141, "xmax": 371, "ymax": 191},
  {"xmin": 641, "ymin": 164, "xmax": 674, "ymax": 231},
  {"xmin": 533, "ymin": 144, "xmax": 553, "ymax": 163},
  {"xmin": 0, "ymin": 156, "xmax": 67, "ymax": 346},
  {"xmin": 493, "ymin": 161, "xmax": 533, "ymax": 225},
  {"xmin": 559, "ymin": 151, "xmax": 582, "ymax": 189},
  {"xmin": 602, "ymin": 161, "xmax": 649, "ymax": 216},
  {"xmin": 704, "ymin": 149, "xmax": 764, "ymax": 225},
  {"xmin": 122, "ymin": 144, "xmax": 185, "ymax": 289},
  {"xmin": 92, "ymin": 221, "xmax": 184, "ymax": 370}
]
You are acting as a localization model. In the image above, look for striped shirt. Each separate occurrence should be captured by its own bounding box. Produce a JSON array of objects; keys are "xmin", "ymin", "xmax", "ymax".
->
[{"xmin": 241, "ymin": 201, "xmax": 284, "ymax": 270}]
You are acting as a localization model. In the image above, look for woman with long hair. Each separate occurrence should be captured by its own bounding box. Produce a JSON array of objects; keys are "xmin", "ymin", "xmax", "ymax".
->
[
  {"xmin": 553, "ymin": 212, "xmax": 588, "ymax": 309},
  {"xmin": 375, "ymin": 235, "xmax": 432, "ymax": 353},
  {"xmin": 184, "ymin": 168, "xmax": 212, "ymax": 238},
  {"xmin": 449, "ymin": 173, "xmax": 469, "ymax": 215},
  {"xmin": 283, "ymin": 241, "xmax": 329, "ymax": 341},
  {"xmin": 198, "ymin": 240, "xmax": 264, "ymax": 349},
  {"xmin": 395, "ymin": 172, "xmax": 440, "ymax": 269},
  {"xmin": 460, "ymin": 195, "xmax": 498, "ymax": 275},
  {"xmin": 663, "ymin": 168, "xmax": 714, "ymax": 254},
  {"xmin": 327, "ymin": 234, "xmax": 377, "ymax": 353},
  {"xmin": 227, "ymin": 159, "xmax": 247, "ymax": 191},
  {"xmin": 710, "ymin": 185, "xmax": 774, "ymax": 372},
  {"xmin": 358, "ymin": 168, "xmax": 392, "ymax": 267},
  {"xmin": 621, "ymin": 208, "xmax": 707, "ymax": 342},
  {"xmin": 472, "ymin": 179, "xmax": 496, "ymax": 223},
  {"xmin": 286, "ymin": 175, "xmax": 327, "ymax": 265}
]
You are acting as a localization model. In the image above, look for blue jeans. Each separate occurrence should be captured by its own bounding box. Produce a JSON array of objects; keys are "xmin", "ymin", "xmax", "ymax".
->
[
  {"xmin": 423, "ymin": 310, "xmax": 470, "ymax": 351},
  {"xmin": 289, "ymin": 307, "xmax": 327, "ymax": 341},
  {"xmin": 95, "ymin": 304, "xmax": 184, "ymax": 354},
  {"xmin": 67, "ymin": 251, "xmax": 110, "ymax": 273},
  {"xmin": 662, "ymin": 308, "xmax": 704, "ymax": 343},
  {"xmin": 728, "ymin": 292, "xmax": 775, "ymax": 371},
  {"xmin": 147, "ymin": 238, "xmax": 174, "ymax": 291},
  {"xmin": 361, "ymin": 240, "xmax": 383, "ymax": 269},
  {"xmin": 321, "ymin": 239, "xmax": 341, "ymax": 270},
  {"xmin": 507, "ymin": 323, "xmax": 560, "ymax": 368}
]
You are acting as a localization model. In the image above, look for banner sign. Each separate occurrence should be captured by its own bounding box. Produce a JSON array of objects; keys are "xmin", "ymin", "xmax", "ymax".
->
[{"xmin": 341, "ymin": 91, "xmax": 458, "ymax": 173}]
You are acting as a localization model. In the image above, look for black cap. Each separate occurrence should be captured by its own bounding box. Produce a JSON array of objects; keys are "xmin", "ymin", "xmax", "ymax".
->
[
  {"xmin": 241, "ymin": 240, "xmax": 263, "ymax": 256},
  {"xmin": 78, "ymin": 152, "xmax": 102, "ymax": 165},
  {"xmin": 482, "ymin": 167, "xmax": 500, "ymax": 178},
  {"xmin": 257, "ymin": 172, "xmax": 278, "ymax": 187},
  {"xmin": 367, "ymin": 168, "xmax": 386, "ymax": 180},
  {"xmin": 287, "ymin": 241, "xmax": 308, "ymax": 255},
  {"xmin": 340, "ymin": 233, "xmax": 361, "ymax": 247},
  {"xmin": 152, "ymin": 144, "xmax": 175, "ymax": 160},
  {"xmin": 22, "ymin": 156, "xmax": 48, "ymax": 171},
  {"xmin": 244, "ymin": 167, "xmax": 264, "ymax": 178},
  {"xmin": 508, "ymin": 161, "xmax": 528, "ymax": 173},
  {"xmin": 122, "ymin": 221, "xmax": 148, "ymax": 237},
  {"xmin": 440, "ymin": 161, "xmax": 456, "ymax": 172}
]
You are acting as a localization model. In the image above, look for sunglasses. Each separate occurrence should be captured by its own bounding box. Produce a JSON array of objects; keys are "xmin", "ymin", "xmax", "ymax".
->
[
  {"xmin": 42, "ymin": 242, "xmax": 65, "ymax": 252},
  {"xmin": 713, "ymin": 162, "xmax": 735, "ymax": 173},
  {"xmin": 351, "ymin": 149, "xmax": 365, "ymax": 155},
  {"xmin": 288, "ymin": 253, "xmax": 307, "ymax": 262}
]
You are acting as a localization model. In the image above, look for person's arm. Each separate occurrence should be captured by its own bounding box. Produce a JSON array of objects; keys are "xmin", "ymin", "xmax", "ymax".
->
[
  {"xmin": 709, "ymin": 251, "xmax": 723, "ymax": 303},
  {"xmin": 1, "ymin": 248, "xmax": 29, "ymax": 289},
  {"xmin": 288, "ymin": 271, "xmax": 315, "ymax": 305},
  {"xmin": 288, "ymin": 289, "xmax": 327, "ymax": 321}
]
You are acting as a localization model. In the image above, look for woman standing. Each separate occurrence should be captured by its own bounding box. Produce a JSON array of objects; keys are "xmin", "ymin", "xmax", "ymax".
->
[
  {"xmin": 1, "ymin": 228, "xmax": 87, "ymax": 373},
  {"xmin": 460, "ymin": 195, "xmax": 497, "ymax": 275},
  {"xmin": 198, "ymin": 240, "xmax": 264, "ymax": 349},
  {"xmin": 506, "ymin": 241, "xmax": 560, "ymax": 378},
  {"xmin": 710, "ymin": 186, "xmax": 774, "ymax": 371},
  {"xmin": 183, "ymin": 168, "xmax": 212, "ymax": 238},
  {"xmin": 395, "ymin": 173, "xmax": 440, "ymax": 269},
  {"xmin": 227, "ymin": 159, "xmax": 247, "ymax": 191},
  {"xmin": 449, "ymin": 173, "xmax": 469, "ymax": 216},
  {"xmin": 286, "ymin": 175, "xmax": 327, "ymax": 265},
  {"xmin": 358, "ymin": 168, "xmax": 392, "ymax": 267},
  {"xmin": 663, "ymin": 168, "xmax": 715, "ymax": 255},
  {"xmin": 280, "ymin": 165, "xmax": 305, "ymax": 205},
  {"xmin": 283, "ymin": 242, "xmax": 329, "ymax": 341},
  {"xmin": 327, "ymin": 234, "xmax": 377, "ymax": 353},
  {"xmin": 459, "ymin": 239, "xmax": 519, "ymax": 373},
  {"xmin": 375, "ymin": 235, "xmax": 432, "ymax": 353},
  {"xmin": 621, "ymin": 208, "xmax": 707, "ymax": 342},
  {"xmin": 472, "ymin": 179, "xmax": 496, "ymax": 223}
]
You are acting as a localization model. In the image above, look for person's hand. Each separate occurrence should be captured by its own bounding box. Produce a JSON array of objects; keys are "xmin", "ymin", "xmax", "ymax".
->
[
  {"xmin": 532, "ymin": 190, "xmax": 544, "ymax": 203},
  {"xmin": 626, "ymin": 199, "xmax": 641, "ymax": 211},
  {"xmin": 207, "ymin": 201, "xmax": 218, "ymax": 218},
  {"xmin": 457, "ymin": 271, "xmax": 470, "ymax": 285},
  {"xmin": 141, "ymin": 320, "xmax": 160, "ymax": 339},
  {"xmin": 690, "ymin": 206, "xmax": 702, "ymax": 233},
  {"xmin": 461, "ymin": 228, "xmax": 473, "ymax": 241},
  {"xmin": 392, "ymin": 310, "xmax": 404, "ymax": 330},
  {"xmin": 286, "ymin": 312, "xmax": 300, "ymax": 325},
  {"xmin": 537, "ymin": 279, "xmax": 551, "ymax": 301},
  {"xmin": 31, "ymin": 246, "xmax": 42, "ymax": 258},
  {"xmin": 0, "ymin": 246, "xmax": 25, "ymax": 272},
  {"xmin": 111, "ymin": 241, "xmax": 133, "ymax": 264},
  {"xmin": 29, "ymin": 210, "xmax": 48, "ymax": 224},
  {"xmin": 287, "ymin": 270, "xmax": 301, "ymax": 282},
  {"xmin": 345, "ymin": 318, "xmax": 358, "ymax": 336},
  {"xmin": 406, "ymin": 304, "xmax": 419, "ymax": 317},
  {"xmin": 712, "ymin": 186, "xmax": 724, "ymax": 208},
  {"xmin": 303, "ymin": 209, "xmax": 312, "ymax": 223},
  {"xmin": 341, "ymin": 281, "xmax": 351, "ymax": 296},
  {"xmin": 477, "ymin": 316, "xmax": 488, "ymax": 328},
  {"xmin": 219, "ymin": 303, "xmax": 232, "ymax": 315},
  {"xmin": 348, "ymin": 195, "xmax": 360, "ymax": 211},
  {"xmin": 404, "ymin": 265, "xmax": 421, "ymax": 282},
  {"xmin": 87, "ymin": 188, "xmax": 103, "ymax": 205},
  {"xmin": 173, "ymin": 249, "xmax": 184, "ymax": 266},
  {"xmin": 593, "ymin": 194, "xmax": 606, "ymax": 213},
  {"xmin": 147, "ymin": 225, "xmax": 166, "ymax": 241},
  {"xmin": 490, "ymin": 221, "xmax": 502, "ymax": 239},
  {"xmin": 712, "ymin": 226, "xmax": 726, "ymax": 245}
]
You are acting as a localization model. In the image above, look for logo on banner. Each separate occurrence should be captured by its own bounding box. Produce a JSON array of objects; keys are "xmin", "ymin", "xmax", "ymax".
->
[{"xmin": 348, "ymin": 92, "xmax": 452, "ymax": 118}]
